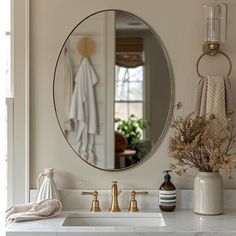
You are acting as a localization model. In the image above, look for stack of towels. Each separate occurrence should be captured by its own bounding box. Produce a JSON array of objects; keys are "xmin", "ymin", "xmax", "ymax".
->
[{"xmin": 6, "ymin": 199, "xmax": 62, "ymax": 223}]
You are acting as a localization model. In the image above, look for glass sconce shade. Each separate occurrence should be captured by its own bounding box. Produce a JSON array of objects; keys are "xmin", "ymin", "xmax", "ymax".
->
[{"xmin": 203, "ymin": 1, "xmax": 227, "ymax": 43}]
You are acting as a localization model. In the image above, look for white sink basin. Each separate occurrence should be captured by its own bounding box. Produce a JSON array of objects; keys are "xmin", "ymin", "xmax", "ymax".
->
[{"xmin": 62, "ymin": 212, "xmax": 166, "ymax": 227}]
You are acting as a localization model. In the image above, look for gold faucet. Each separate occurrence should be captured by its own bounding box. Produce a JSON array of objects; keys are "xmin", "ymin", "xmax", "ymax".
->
[
  {"xmin": 81, "ymin": 191, "xmax": 101, "ymax": 212},
  {"xmin": 109, "ymin": 181, "xmax": 121, "ymax": 212},
  {"xmin": 128, "ymin": 191, "xmax": 148, "ymax": 212}
]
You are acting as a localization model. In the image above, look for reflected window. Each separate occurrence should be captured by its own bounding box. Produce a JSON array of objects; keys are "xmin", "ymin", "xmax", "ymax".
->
[{"xmin": 115, "ymin": 65, "xmax": 144, "ymax": 120}]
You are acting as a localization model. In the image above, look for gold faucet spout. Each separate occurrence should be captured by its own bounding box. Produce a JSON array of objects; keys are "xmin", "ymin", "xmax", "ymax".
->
[{"xmin": 109, "ymin": 181, "xmax": 121, "ymax": 212}]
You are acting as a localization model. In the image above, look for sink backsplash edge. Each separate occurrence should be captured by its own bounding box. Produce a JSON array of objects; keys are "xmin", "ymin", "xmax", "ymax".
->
[{"xmin": 30, "ymin": 189, "xmax": 236, "ymax": 210}]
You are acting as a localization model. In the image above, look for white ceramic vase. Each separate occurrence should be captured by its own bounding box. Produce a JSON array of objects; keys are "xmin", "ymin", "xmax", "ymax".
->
[
  {"xmin": 194, "ymin": 172, "xmax": 223, "ymax": 215},
  {"xmin": 36, "ymin": 168, "xmax": 60, "ymax": 203}
]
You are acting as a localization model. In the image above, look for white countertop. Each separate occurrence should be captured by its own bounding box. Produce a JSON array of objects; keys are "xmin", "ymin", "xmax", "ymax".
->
[{"xmin": 6, "ymin": 209, "xmax": 236, "ymax": 235}]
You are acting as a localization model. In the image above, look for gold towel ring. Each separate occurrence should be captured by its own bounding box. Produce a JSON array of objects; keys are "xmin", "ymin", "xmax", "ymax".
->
[{"xmin": 196, "ymin": 51, "xmax": 232, "ymax": 78}]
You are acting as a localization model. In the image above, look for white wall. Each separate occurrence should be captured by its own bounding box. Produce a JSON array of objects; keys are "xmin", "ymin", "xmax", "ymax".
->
[{"xmin": 29, "ymin": 0, "xmax": 236, "ymax": 190}]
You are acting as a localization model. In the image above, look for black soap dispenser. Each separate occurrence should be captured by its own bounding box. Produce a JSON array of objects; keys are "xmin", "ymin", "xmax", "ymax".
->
[{"xmin": 159, "ymin": 170, "xmax": 176, "ymax": 212}]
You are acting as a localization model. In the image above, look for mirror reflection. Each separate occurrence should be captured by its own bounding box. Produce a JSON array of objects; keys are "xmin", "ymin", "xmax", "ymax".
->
[{"xmin": 53, "ymin": 10, "xmax": 172, "ymax": 170}]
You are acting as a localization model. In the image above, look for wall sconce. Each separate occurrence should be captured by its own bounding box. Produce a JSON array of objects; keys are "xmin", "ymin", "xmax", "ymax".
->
[
  {"xmin": 202, "ymin": 0, "xmax": 227, "ymax": 55},
  {"xmin": 196, "ymin": 1, "xmax": 231, "ymax": 77}
]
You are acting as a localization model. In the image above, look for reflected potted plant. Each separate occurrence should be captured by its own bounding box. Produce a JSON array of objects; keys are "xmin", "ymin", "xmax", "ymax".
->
[
  {"xmin": 115, "ymin": 115, "xmax": 150, "ymax": 159},
  {"xmin": 169, "ymin": 113, "xmax": 235, "ymax": 215}
]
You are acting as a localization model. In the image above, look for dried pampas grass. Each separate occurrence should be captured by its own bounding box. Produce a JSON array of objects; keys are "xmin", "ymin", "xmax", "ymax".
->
[{"xmin": 169, "ymin": 113, "xmax": 236, "ymax": 177}]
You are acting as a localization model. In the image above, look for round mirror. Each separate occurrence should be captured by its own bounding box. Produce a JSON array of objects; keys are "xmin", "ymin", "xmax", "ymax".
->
[{"xmin": 53, "ymin": 10, "xmax": 173, "ymax": 171}]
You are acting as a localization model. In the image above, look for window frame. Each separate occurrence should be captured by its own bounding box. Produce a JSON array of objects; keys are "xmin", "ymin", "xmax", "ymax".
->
[{"xmin": 9, "ymin": 0, "xmax": 30, "ymax": 205}]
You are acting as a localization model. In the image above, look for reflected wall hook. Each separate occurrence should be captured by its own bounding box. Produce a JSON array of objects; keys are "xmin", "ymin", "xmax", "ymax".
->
[{"xmin": 77, "ymin": 36, "xmax": 96, "ymax": 58}]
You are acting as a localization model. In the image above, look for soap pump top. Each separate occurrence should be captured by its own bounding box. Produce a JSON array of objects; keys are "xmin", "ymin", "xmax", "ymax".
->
[
  {"xmin": 160, "ymin": 170, "xmax": 175, "ymax": 189},
  {"xmin": 163, "ymin": 170, "xmax": 172, "ymax": 182}
]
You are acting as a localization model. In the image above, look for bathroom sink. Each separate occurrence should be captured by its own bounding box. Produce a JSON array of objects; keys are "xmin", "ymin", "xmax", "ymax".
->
[{"xmin": 62, "ymin": 212, "xmax": 166, "ymax": 227}]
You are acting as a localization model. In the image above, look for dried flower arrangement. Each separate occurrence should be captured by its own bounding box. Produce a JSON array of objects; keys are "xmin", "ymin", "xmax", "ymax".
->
[{"xmin": 169, "ymin": 112, "xmax": 236, "ymax": 177}]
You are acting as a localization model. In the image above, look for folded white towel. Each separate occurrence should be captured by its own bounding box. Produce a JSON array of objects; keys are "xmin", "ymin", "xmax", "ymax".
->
[
  {"xmin": 206, "ymin": 75, "xmax": 228, "ymax": 133},
  {"xmin": 6, "ymin": 199, "xmax": 62, "ymax": 223},
  {"xmin": 224, "ymin": 77, "xmax": 234, "ymax": 116},
  {"xmin": 194, "ymin": 75, "xmax": 234, "ymax": 133},
  {"xmin": 194, "ymin": 77, "xmax": 207, "ymax": 116}
]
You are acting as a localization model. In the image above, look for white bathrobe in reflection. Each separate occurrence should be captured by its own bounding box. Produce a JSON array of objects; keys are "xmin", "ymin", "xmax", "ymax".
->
[{"xmin": 69, "ymin": 58, "xmax": 98, "ymax": 164}]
